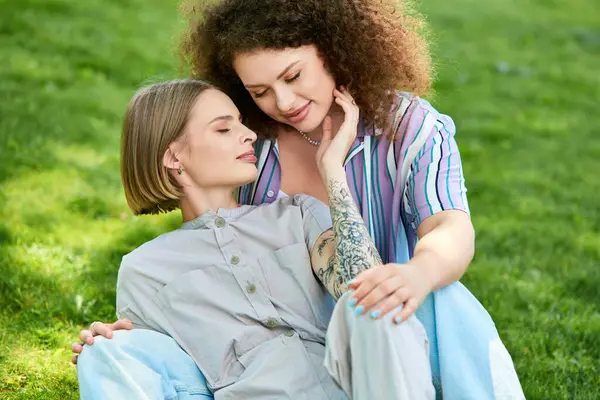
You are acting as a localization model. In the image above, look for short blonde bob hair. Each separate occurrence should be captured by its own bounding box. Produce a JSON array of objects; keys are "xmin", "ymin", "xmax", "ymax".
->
[{"xmin": 120, "ymin": 79, "xmax": 214, "ymax": 215}]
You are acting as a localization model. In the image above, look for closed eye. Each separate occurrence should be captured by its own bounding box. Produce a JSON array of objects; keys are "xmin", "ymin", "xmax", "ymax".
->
[
  {"xmin": 254, "ymin": 89, "xmax": 268, "ymax": 98},
  {"xmin": 285, "ymin": 72, "xmax": 300, "ymax": 83}
]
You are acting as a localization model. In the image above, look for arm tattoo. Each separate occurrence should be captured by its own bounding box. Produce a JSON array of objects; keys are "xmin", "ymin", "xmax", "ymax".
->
[
  {"xmin": 315, "ymin": 178, "xmax": 383, "ymax": 300},
  {"xmin": 317, "ymin": 237, "xmax": 332, "ymax": 257}
]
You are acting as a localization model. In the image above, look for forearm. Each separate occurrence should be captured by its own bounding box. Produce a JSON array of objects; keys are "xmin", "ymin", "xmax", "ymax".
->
[
  {"xmin": 410, "ymin": 211, "xmax": 475, "ymax": 291},
  {"xmin": 316, "ymin": 167, "xmax": 382, "ymax": 299}
]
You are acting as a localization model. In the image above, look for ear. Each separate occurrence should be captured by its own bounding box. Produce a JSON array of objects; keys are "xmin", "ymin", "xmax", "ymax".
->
[{"xmin": 163, "ymin": 145, "xmax": 181, "ymax": 172}]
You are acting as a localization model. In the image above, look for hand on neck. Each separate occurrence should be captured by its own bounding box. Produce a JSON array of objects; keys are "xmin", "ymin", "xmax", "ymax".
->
[{"xmin": 179, "ymin": 185, "xmax": 239, "ymax": 222}]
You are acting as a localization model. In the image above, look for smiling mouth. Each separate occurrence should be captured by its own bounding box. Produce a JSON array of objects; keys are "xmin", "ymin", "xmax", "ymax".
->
[{"xmin": 284, "ymin": 102, "xmax": 311, "ymax": 118}]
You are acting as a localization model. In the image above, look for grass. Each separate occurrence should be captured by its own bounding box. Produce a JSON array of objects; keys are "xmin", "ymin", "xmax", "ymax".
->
[{"xmin": 0, "ymin": 0, "xmax": 598, "ymax": 398}]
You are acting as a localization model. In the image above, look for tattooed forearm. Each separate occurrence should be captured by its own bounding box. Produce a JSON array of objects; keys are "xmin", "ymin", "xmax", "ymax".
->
[
  {"xmin": 314, "ymin": 177, "xmax": 383, "ymax": 300},
  {"xmin": 317, "ymin": 237, "xmax": 332, "ymax": 257},
  {"xmin": 316, "ymin": 256, "xmax": 345, "ymax": 300}
]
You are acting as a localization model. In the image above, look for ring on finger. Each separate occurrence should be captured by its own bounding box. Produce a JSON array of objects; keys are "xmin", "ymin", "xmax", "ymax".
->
[{"xmin": 90, "ymin": 321, "xmax": 100, "ymax": 334}]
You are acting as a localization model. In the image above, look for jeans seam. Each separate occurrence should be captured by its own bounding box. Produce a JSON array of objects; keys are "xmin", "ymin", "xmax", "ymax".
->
[{"xmin": 174, "ymin": 384, "xmax": 212, "ymax": 396}]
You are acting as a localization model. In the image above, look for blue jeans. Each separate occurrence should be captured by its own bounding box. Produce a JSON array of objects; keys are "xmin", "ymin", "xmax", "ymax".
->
[
  {"xmin": 77, "ymin": 329, "xmax": 212, "ymax": 400},
  {"xmin": 77, "ymin": 293, "xmax": 434, "ymax": 399}
]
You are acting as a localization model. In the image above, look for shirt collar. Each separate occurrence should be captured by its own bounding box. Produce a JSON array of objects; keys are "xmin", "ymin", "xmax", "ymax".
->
[{"xmin": 181, "ymin": 205, "xmax": 256, "ymax": 230}]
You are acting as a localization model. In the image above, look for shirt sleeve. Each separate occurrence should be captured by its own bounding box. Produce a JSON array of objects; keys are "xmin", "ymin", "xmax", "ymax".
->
[
  {"xmin": 400, "ymin": 100, "xmax": 470, "ymax": 230},
  {"xmin": 293, "ymin": 194, "xmax": 333, "ymax": 252},
  {"xmin": 116, "ymin": 257, "xmax": 169, "ymax": 335}
]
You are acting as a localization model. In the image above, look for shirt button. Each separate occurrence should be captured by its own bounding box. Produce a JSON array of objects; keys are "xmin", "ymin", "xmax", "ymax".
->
[
  {"xmin": 230, "ymin": 255, "xmax": 240, "ymax": 265},
  {"xmin": 246, "ymin": 283, "xmax": 256, "ymax": 294},
  {"xmin": 215, "ymin": 217, "xmax": 226, "ymax": 228},
  {"xmin": 284, "ymin": 329, "xmax": 294, "ymax": 337},
  {"xmin": 266, "ymin": 318, "xmax": 277, "ymax": 329},
  {"xmin": 266, "ymin": 190, "xmax": 275, "ymax": 198}
]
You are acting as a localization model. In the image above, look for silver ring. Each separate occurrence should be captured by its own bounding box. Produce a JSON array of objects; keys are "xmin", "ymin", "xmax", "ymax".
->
[{"xmin": 90, "ymin": 321, "xmax": 100, "ymax": 333}]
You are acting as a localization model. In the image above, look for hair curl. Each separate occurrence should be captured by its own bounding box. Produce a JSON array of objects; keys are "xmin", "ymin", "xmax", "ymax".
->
[{"xmin": 180, "ymin": 0, "xmax": 432, "ymax": 137}]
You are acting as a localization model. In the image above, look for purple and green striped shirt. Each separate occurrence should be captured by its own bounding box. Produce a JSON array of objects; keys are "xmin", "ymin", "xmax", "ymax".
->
[{"xmin": 238, "ymin": 91, "xmax": 469, "ymax": 264}]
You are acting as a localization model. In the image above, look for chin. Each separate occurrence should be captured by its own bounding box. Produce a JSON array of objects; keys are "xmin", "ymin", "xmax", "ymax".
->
[
  {"xmin": 303, "ymin": 104, "xmax": 333, "ymax": 132},
  {"xmin": 233, "ymin": 168, "xmax": 258, "ymax": 188},
  {"xmin": 292, "ymin": 114, "xmax": 327, "ymax": 133}
]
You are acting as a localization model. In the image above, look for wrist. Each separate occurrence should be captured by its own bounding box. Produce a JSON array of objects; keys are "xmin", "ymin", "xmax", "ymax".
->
[
  {"xmin": 407, "ymin": 253, "xmax": 441, "ymax": 291},
  {"xmin": 320, "ymin": 164, "xmax": 346, "ymax": 183}
]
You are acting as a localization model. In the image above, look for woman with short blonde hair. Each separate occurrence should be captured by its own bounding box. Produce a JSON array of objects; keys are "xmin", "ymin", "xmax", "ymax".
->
[
  {"xmin": 76, "ymin": 79, "xmax": 436, "ymax": 399},
  {"xmin": 120, "ymin": 79, "xmax": 214, "ymax": 215}
]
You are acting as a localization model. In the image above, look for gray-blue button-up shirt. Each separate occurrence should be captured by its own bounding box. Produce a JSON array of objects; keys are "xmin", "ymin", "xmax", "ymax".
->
[{"xmin": 116, "ymin": 195, "xmax": 347, "ymax": 399}]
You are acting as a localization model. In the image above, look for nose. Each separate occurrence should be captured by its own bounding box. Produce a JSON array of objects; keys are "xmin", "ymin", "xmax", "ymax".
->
[
  {"xmin": 274, "ymin": 85, "xmax": 295, "ymax": 113},
  {"xmin": 240, "ymin": 124, "xmax": 257, "ymax": 144}
]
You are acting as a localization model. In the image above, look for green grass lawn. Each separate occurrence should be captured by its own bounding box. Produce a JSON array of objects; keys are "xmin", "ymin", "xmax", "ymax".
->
[{"xmin": 0, "ymin": 0, "xmax": 598, "ymax": 398}]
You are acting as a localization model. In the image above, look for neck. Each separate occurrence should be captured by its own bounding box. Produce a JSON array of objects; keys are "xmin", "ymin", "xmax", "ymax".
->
[{"xmin": 179, "ymin": 185, "xmax": 239, "ymax": 222}]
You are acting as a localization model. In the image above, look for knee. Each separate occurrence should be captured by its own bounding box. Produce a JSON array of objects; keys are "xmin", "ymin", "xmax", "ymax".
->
[
  {"xmin": 336, "ymin": 291, "xmax": 389, "ymax": 328},
  {"xmin": 337, "ymin": 291, "xmax": 354, "ymax": 309},
  {"xmin": 77, "ymin": 334, "xmax": 120, "ymax": 373},
  {"xmin": 336, "ymin": 292, "xmax": 427, "ymax": 339},
  {"xmin": 76, "ymin": 330, "xmax": 174, "ymax": 389},
  {"xmin": 76, "ymin": 335, "xmax": 120, "ymax": 392},
  {"xmin": 77, "ymin": 330, "xmax": 148, "ymax": 371}
]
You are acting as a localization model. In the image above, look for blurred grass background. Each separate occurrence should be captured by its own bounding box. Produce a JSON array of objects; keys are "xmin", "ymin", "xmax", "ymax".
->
[{"xmin": 0, "ymin": 0, "xmax": 598, "ymax": 398}]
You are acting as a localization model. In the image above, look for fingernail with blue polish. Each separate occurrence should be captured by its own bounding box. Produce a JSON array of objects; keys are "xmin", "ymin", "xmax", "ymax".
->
[
  {"xmin": 348, "ymin": 297, "xmax": 357, "ymax": 308},
  {"xmin": 355, "ymin": 305, "xmax": 364, "ymax": 315},
  {"xmin": 394, "ymin": 316, "xmax": 403, "ymax": 324},
  {"xmin": 371, "ymin": 310, "xmax": 381, "ymax": 319}
]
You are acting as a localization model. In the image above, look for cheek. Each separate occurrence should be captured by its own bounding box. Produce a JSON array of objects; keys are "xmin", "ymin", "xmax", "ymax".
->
[
  {"xmin": 205, "ymin": 143, "xmax": 233, "ymax": 165},
  {"xmin": 305, "ymin": 68, "xmax": 335, "ymax": 103},
  {"xmin": 254, "ymin": 97, "xmax": 276, "ymax": 117},
  {"xmin": 316, "ymin": 80, "xmax": 335, "ymax": 104},
  {"xmin": 188, "ymin": 143, "xmax": 236, "ymax": 182},
  {"xmin": 185, "ymin": 141, "xmax": 220, "ymax": 172}
]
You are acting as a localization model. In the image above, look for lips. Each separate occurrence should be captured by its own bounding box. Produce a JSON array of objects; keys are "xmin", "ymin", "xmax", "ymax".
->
[
  {"xmin": 283, "ymin": 102, "xmax": 311, "ymax": 123},
  {"xmin": 237, "ymin": 150, "xmax": 257, "ymax": 163}
]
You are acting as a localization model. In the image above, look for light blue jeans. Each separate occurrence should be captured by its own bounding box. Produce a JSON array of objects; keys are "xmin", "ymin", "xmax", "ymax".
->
[
  {"xmin": 77, "ymin": 329, "xmax": 213, "ymax": 399},
  {"xmin": 77, "ymin": 293, "xmax": 434, "ymax": 399}
]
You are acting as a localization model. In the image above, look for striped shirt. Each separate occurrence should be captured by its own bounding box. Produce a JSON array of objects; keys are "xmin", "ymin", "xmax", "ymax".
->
[{"xmin": 238, "ymin": 91, "xmax": 470, "ymax": 265}]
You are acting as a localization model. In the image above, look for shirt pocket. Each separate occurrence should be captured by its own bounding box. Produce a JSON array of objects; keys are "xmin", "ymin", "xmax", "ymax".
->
[
  {"xmin": 257, "ymin": 242, "xmax": 332, "ymax": 330},
  {"xmin": 230, "ymin": 335, "xmax": 316, "ymax": 400}
]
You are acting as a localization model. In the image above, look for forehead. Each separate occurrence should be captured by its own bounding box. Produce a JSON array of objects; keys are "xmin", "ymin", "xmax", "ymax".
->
[
  {"xmin": 233, "ymin": 45, "xmax": 320, "ymax": 83},
  {"xmin": 189, "ymin": 89, "xmax": 239, "ymax": 123}
]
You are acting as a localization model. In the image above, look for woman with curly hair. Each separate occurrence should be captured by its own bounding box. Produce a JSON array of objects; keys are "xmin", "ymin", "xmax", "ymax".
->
[{"xmin": 74, "ymin": 0, "xmax": 524, "ymax": 398}]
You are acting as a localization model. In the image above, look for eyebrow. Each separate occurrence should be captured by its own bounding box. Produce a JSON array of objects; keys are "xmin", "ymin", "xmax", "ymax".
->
[
  {"xmin": 244, "ymin": 61, "xmax": 301, "ymax": 89},
  {"xmin": 208, "ymin": 115, "xmax": 235, "ymax": 124}
]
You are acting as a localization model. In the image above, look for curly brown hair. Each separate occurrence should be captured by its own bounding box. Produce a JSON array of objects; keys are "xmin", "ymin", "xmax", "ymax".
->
[{"xmin": 180, "ymin": 0, "xmax": 432, "ymax": 138}]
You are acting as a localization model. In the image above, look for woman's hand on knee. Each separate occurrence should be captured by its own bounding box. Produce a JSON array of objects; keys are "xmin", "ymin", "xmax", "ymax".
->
[
  {"xmin": 347, "ymin": 264, "xmax": 432, "ymax": 324},
  {"xmin": 70, "ymin": 319, "xmax": 133, "ymax": 364}
]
